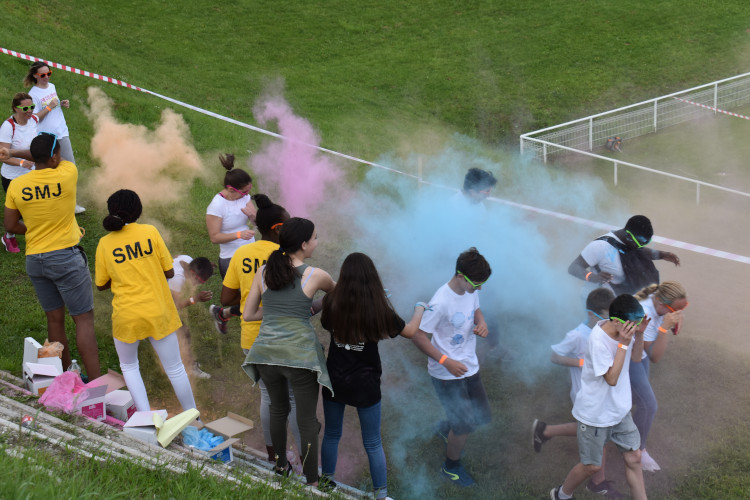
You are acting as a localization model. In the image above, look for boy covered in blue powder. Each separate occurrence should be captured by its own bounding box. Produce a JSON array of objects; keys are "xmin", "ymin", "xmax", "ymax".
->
[
  {"xmin": 412, "ymin": 247, "xmax": 492, "ymax": 487},
  {"xmin": 550, "ymin": 294, "xmax": 648, "ymax": 500}
]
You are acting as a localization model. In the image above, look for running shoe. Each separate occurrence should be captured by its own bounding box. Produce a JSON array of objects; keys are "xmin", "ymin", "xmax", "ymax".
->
[
  {"xmin": 641, "ymin": 449, "xmax": 661, "ymax": 472},
  {"xmin": 441, "ymin": 462, "xmax": 475, "ymax": 487},
  {"xmin": 2, "ymin": 234, "xmax": 20, "ymax": 253},
  {"xmin": 550, "ymin": 486, "xmax": 574, "ymax": 500},
  {"xmin": 209, "ymin": 304, "xmax": 229, "ymax": 334},
  {"xmin": 532, "ymin": 419, "xmax": 550, "ymax": 452},
  {"xmin": 586, "ymin": 479, "xmax": 624, "ymax": 498},
  {"xmin": 191, "ymin": 363, "xmax": 211, "ymax": 379},
  {"xmin": 318, "ymin": 476, "xmax": 338, "ymax": 493},
  {"xmin": 75, "ymin": 204, "xmax": 86, "ymax": 214}
]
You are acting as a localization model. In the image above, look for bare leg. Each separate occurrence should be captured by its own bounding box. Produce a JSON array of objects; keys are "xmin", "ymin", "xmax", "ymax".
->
[
  {"xmin": 623, "ymin": 449, "xmax": 647, "ymax": 500},
  {"xmin": 446, "ymin": 430, "xmax": 469, "ymax": 461},
  {"xmin": 561, "ymin": 462, "xmax": 600, "ymax": 496},
  {"xmin": 543, "ymin": 422, "xmax": 577, "ymax": 438},
  {"xmin": 72, "ymin": 310, "xmax": 101, "ymax": 379},
  {"xmin": 45, "ymin": 307, "xmax": 71, "ymax": 369}
]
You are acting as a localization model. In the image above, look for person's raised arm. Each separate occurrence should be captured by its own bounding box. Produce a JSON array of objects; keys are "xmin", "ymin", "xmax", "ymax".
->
[
  {"xmin": 243, "ymin": 271, "xmax": 264, "ymax": 322},
  {"xmin": 473, "ymin": 307, "xmax": 488, "ymax": 337},
  {"xmin": 568, "ymin": 254, "xmax": 612, "ymax": 284},
  {"xmin": 400, "ymin": 302, "xmax": 429, "ymax": 339},
  {"xmin": 206, "ymin": 214, "xmax": 254, "ymax": 244},
  {"xmin": 603, "ymin": 321, "xmax": 638, "ymax": 385},
  {"xmin": 646, "ymin": 311, "xmax": 680, "ymax": 363}
]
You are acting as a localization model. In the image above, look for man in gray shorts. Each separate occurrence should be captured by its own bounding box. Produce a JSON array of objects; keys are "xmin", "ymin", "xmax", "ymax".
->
[
  {"xmin": 550, "ymin": 294, "xmax": 647, "ymax": 500},
  {"xmin": 3, "ymin": 133, "xmax": 100, "ymax": 379}
]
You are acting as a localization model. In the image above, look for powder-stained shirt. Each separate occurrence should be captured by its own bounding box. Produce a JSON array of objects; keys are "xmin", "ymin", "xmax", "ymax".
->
[
  {"xmin": 5, "ymin": 160, "xmax": 80, "ymax": 254},
  {"xmin": 30, "ymin": 83, "xmax": 70, "ymax": 137},
  {"xmin": 95, "ymin": 223, "xmax": 181, "ymax": 343},
  {"xmin": 223, "ymin": 240, "xmax": 279, "ymax": 349}
]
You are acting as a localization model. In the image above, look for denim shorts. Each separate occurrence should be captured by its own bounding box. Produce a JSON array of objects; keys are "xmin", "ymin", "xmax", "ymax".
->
[
  {"xmin": 431, "ymin": 372, "xmax": 491, "ymax": 435},
  {"xmin": 576, "ymin": 412, "xmax": 641, "ymax": 466},
  {"xmin": 26, "ymin": 245, "xmax": 93, "ymax": 316}
]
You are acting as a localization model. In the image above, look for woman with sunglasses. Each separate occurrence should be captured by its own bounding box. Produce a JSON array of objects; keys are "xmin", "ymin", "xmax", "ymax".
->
[
  {"xmin": 568, "ymin": 215, "xmax": 680, "ymax": 296},
  {"xmin": 242, "ymin": 217, "xmax": 335, "ymax": 486},
  {"xmin": 629, "ymin": 281, "xmax": 687, "ymax": 473},
  {"xmin": 0, "ymin": 92, "xmax": 39, "ymax": 253},
  {"xmin": 205, "ymin": 153, "xmax": 257, "ymax": 281},
  {"xmin": 24, "ymin": 62, "xmax": 84, "ymax": 214}
]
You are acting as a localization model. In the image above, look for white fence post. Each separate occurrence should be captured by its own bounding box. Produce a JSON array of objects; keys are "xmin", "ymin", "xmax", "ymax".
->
[
  {"xmin": 588, "ymin": 118, "xmax": 593, "ymax": 151},
  {"xmin": 653, "ymin": 100, "xmax": 658, "ymax": 131},
  {"xmin": 613, "ymin": 161, "xmax": 618, "ymax": 186}
]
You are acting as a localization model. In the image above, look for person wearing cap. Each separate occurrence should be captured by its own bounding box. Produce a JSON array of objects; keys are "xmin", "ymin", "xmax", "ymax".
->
[
  {"xmin": 3, "ymin": 132, "xmax": 101, "ymax": 379},
  {"xmin": 567, "ymin": 215, "xmax": 680, "ymax": 296}
]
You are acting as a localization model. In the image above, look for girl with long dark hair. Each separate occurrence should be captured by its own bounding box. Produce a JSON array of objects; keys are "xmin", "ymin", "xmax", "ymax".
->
[
  {"xmin": 242, "ymin": 217, "xmax": 335, "ymax": 485},
  {"xmin": 320, "ymin": 252, "xmax": 427, "ymax": 498}
]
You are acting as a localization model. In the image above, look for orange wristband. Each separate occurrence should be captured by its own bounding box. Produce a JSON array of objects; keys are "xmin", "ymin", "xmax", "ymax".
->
[
  {"xmin": 189, "ymin": 297, "xmax": 195, "ymax": 305},
  {"xmin": 236, "ymin": 231, "xmax": 242, "ymax": 239},
  {"xmin": 45, "ymin": 106, "xmax": 51, "ymax": 112},
  {"xmin": 585, "ymin": 272, "xmax": 592, "ymax": 281},
  {"xmin": 578, "ymin": 358, "xmax": 584, "ymax": 367},
  {"xmin": 618, "ymin": 343, "xmax": 628, "ymax": 351},
  {"xmin": 438, "ymin": 355, "xmax": 448, "ymax": 365},
  {"xmin": 658, "ymin": 326, "xmax": 668, "ymax": 333}
]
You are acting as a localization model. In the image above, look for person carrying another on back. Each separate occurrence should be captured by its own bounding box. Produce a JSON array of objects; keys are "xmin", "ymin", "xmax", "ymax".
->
[
  {"xmin": 3, "ymin": 132, "xmax": 100, "ymax": 379},
  {"xmin": 568, "ymin": 215, "xmax": 680, "ymax": 296}
]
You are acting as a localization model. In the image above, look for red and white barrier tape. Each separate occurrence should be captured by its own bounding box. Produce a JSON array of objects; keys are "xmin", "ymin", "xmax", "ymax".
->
[
  {"xmin": 672, "ymin": 96, "xmax": 750, "ymax": 121},
  {"xmin": 3, "ymin": 47, "xmax": 749, "ymax": 265}
]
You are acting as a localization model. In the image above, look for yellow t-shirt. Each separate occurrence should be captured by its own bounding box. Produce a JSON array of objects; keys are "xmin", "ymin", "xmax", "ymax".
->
[
  {"xmin": 223, "ymin": 240, "xmax": 279, "ymax": 349},
  {"xmin": 4, "ymin": 161, "xmax": 79, "ymax": 254},
  {"xmin": 95, "ymin": 223, "xmax": 181, "ymax": 343}
]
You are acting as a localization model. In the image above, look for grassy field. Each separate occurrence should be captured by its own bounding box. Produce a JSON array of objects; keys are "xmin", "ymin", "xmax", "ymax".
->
[{"xmin": 2, "ymin": 0, "xmax": 750, "ymax": 498}]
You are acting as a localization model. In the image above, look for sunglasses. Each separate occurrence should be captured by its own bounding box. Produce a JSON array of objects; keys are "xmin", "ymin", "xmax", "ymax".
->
[
  {"xmin": 626, "ymin": 230, "xmax": 650, "ymax": 249},
  {"xmin": 226, "ymin": 184, "xmax": 250, "ymax": 196},
  {"xmin": 16, "ymin": 104, "xmax": 36, "ymax": 112},
  {"xmin": 663, "ymin": 300, "xmax": 688, "ymax": 313},
  {"xmin": 38, "ymin": 132, "xmax": 57, "ymax": 156},
  {"xmin": 610, "ymin": 315, "xmax": 645, "ymax": 326},
  {"xmin": 36, "ymin": 71, "xmax": 52, "ymax": 78},
  {"xmin": 457, "ymin": 271, "xmax": 487, "ymax": 289}
]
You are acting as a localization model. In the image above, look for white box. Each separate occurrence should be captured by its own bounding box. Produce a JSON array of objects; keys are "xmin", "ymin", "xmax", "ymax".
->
[
  {"xmin": 77, "ymin": 384, "xmax": 107, "ymax": 420},
  {"xmin": 105, "ymin": 390, "xmax": 136, "ymax": 422},
  {"xmin": 23, "ymin": 361, "xmax": 63, "ymax": 396},
  {"xmin": 192, "ymin": 412, "xmax": 253, "ymax": 464},
  {"xmin": 123, "ymin": 410, "xmax": 168, "ymax": 445}
]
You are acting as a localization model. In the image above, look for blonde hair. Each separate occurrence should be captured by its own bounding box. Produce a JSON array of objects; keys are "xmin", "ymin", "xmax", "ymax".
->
[{"xmin": 634, "ymin": 280, "xmax": 686, "ymax": 304}]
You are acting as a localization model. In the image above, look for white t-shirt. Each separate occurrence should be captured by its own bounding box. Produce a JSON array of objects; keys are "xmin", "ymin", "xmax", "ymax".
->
[
  {"xmin": 0, "ymin": 117, "xmax": 38, "ymax": 180},
  {"xmin": 572, "ymin": 322, "xmax": 634, "ymax": 427},
  {"xmin": 206, "ymin": 193, "xmax": 255, "ymax": 259},
  {"xmin": 580, "ymin": 232, "xmax": 625, "ymax": 289},
  {"xmin": 638, "ymin": 295, "xmax": 663, "ymax": 360},
  {"xmin": 550, "ymin": 322, "xmax": 592, "ymax": 404},
  {"xmin": 419, "ymin": 282, "xmax": 481, "ymax": 380},
  {"xmin": 168, "ymin": 255, "xmax": 192, "ymax": 293},
  {"xmin": 29, "ymin": 83, "xmax": 69, "ymax": 138}
]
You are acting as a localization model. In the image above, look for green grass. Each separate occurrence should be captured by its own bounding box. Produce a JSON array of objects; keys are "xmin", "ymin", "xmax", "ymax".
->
[{"xmin": 2, "ymin": 0, "xmax": 750, "ymax": 498}]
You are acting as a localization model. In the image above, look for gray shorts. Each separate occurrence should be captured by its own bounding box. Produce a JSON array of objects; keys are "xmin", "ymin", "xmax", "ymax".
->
[
  {"xmin": 57, "ymin": 136, "xmax": 76, "ymax": 164},
  {"xmin": 576, "ymin": 412, "xmax": 641, "ymax": 466},
  {"xmin": 26, "ymin": 245, "xmax": 93, "ymax": 316}
]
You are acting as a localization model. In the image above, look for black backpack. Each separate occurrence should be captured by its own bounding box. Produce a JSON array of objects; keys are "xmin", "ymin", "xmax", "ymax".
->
[{"xmin": 595, "ymin": 236, "xmax": 659, "ymax": 295}]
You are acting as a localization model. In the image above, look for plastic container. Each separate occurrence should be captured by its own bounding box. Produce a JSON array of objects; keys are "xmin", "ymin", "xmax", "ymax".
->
[{"xmin": 67, "ymin": 359, "xmax": 81, "ymax": 374}]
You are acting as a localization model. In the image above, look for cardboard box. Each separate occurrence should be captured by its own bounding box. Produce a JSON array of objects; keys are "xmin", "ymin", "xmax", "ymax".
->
[
  {"xmin": 23, "ymin": 362, "xmax": 62, "ymax": 396},
  {"xmin": 77, "ymin": 384, "xmax": 107, "ymax": 420},
  {"xmin": 123, "ymin": 410, "xmax": 168, "ymax": 445},
  {"xmin": 192, "ymin": 412, "xmax": 253, "ymax": 463},
  {"xmin": 23, "ymin": 337, "xmax": 63, "ymax": 396},
  {"xmin": 105, "ymin": 390, "xmax": 136, "ymax": 422}
]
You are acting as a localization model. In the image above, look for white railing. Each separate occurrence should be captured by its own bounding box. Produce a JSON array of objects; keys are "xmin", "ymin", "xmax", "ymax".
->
[{"xmin": 520, "ymin": 73, "xmax": 750, "ymax": 203}]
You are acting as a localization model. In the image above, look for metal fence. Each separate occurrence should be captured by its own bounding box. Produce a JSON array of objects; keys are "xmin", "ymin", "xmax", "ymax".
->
[{"xmin": 519, "ymin": 73, "xmax": 750, "ymax": 203}]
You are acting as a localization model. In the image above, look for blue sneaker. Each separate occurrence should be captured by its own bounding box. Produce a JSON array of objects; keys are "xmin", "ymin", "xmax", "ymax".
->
[{"xmin": 441, "ymin": 462, "xmax": 475, "ymax": 487}]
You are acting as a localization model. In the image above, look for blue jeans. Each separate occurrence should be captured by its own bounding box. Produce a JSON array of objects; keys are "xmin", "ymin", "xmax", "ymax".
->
[
  {"xmin": 321, "ymin": 400, "xmax": 387, "ymax": 499},
  {"xmin": 629, "ymin": 358, "xmax": 657, "ymax": 450}
]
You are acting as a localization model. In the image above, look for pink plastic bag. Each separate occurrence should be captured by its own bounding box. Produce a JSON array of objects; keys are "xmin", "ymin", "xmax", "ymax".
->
[{"xmin": 39, "ymin": 371, "xmax": 89, "ymax": 413}]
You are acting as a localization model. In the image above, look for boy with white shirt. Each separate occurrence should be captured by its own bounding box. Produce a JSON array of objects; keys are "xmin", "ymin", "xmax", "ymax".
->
[
  {"xmin": 412, "ymin": 247, "xmax": 492, "ymax": 487},
  {"xmin": 550, "ymin": 294, "xmax": 648, "ymax": 500}
]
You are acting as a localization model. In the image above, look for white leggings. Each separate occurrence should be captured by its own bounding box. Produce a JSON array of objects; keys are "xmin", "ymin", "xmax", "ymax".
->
[{"xmin": 114, "ymin": 332, "xmax": 196, "ymax": 412}]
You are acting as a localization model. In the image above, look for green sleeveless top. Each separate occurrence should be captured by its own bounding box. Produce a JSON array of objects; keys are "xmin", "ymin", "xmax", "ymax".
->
[{"xmin": 242, "ymin": 264, "xmax": 332, "ymax": 393}]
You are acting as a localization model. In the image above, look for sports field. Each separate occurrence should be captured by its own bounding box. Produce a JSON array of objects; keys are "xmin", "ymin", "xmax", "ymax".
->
[{"xmin": 2, "ymin": 1, "xmax": 750, "ymax": 498}]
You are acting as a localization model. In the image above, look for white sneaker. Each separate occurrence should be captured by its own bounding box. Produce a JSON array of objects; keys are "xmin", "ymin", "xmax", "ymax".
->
[
  {"xmin": 75, "ymin": 204, "xmax": 86, "ymax": 214},
  {"xmin": 191, "ymin": 364, "xmax": 211, "ymax": 379},
  {"xmin": 641, "ymin": 449, "xmax": 661, "ymax": 472}
]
